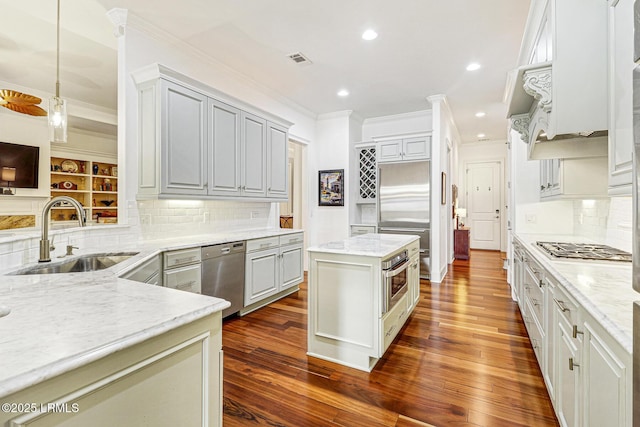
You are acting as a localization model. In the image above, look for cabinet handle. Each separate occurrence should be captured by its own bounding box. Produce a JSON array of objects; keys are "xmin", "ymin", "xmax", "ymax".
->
[
  {"xmin": 532, "ymin": 338, "xmax": 539, "ymax": 349},
  {"xmin": 572, "ymin": 325, "xmax": 583, "ymax": 339},
  {"xmin": 569, "ymin": 357, "xmax": 579, "ymax": 371},
  {"xmin": 174, "ymin": 256, "xmax": 197, "ymax": 264},
  {"xmin": 532, "ymin": 298, "xmax": 539, "ymax": 307},
  {"xmin": 553, "ymin": 298, "xmax": 570, "ymax": 312},
  {"xmin": 547, "ymin": 183, "xmax": 551, "ymax": 188},
  {"xmin": 386, "ymin": 324, "xmax": 397, "ymax": 337},
  {"xmin": 540, "ymin": 185, "xmax": 545, "ymax": 191}
]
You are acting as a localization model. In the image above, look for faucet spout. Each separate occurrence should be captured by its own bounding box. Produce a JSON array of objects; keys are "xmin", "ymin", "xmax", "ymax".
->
[{"xmin": 39, "ymin": 196, "xmax": 86, "ymax": 262}]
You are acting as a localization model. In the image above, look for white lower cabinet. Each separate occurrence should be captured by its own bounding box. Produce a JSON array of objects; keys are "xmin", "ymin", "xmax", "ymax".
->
[
  {"xmin": 513, "ymin": 240, "xmax": 632, "ymax": 427},
  {"xmin": 163, "ymin": 247, "xmax": 202, "ymax": 294},
  {"xmin": 556, "ymin": 319, "xmax": 581, "ymax": 427},
  {"xmin": 307, "ymin": 239, "xmax": 420, "ymax": 372},
  {"xmin": 583, "ymin": 318, "xmax": 630, "ymax": 427},
  {"xmin": 1, "ymin": 313, "xmax": 223, "ymax": 427},
  {"xmin": 243, "ymin": 233, "xmax": 304, "ymax": 313}
]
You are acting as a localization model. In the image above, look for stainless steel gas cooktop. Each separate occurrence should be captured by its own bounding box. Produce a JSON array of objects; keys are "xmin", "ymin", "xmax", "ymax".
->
[{"xmin": 535, "ymin": 241, "xmax": 632, "ymax": 262}]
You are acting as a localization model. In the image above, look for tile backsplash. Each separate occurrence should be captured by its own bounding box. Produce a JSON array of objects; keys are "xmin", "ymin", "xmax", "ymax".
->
[
  {"xmin": 572, "ymin": 197, "xmax": 632, "ymax": 252},
  {"xmin": 132, "ymin": 199, "xmax": 275, "ymax": 239},
  {"xmin": 0, "ymin": 199, "xmax": 278, "ymax": 271}
]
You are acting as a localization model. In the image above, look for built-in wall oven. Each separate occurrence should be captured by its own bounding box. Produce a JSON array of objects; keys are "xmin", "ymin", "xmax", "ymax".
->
[{"xmin": 382, "ymin": 250, "xmax": 409, "ymax": 314}]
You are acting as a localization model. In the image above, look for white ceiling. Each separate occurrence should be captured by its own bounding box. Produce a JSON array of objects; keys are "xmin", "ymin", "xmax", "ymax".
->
[{"xmin": 0, "ymin": 0, "xmax": 530, "ymax": 143}]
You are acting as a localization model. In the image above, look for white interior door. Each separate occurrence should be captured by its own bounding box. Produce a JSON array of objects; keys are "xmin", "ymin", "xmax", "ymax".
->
[{"xmin": 466, "ymin": 161, "xmax": 501, "ymax": 250}]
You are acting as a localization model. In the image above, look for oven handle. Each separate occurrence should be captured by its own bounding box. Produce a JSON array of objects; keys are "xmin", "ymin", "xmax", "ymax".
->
[{"xmin": 384, "ymin": 258, "xmax": 409, "ymax": 278}]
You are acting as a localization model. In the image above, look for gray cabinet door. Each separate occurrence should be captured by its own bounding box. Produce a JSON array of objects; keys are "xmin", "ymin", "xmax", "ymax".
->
[
  {"xmin": 280, "ymin": 243, "xmax": 303, "ymax": 290},
  {"xmin": 241, "ymin": 112, "xmax": 267, "ymax": 197},
  {"xmin": 161, "ymin": 80, "xmax": 207, "ymax": 195},
  {"xmin": 208, "ymin": 99, "xmax": 241, "ymax": 196},
  {"xmin": 245, "ymin": 248, "xmax": 279, "ymax": 306},
  {"xmin": 267, "ymin": 122, "xmax": 288, "ymax": 199}
]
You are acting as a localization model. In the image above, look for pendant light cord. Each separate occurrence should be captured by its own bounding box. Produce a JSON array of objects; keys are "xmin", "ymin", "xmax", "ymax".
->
[{"xmin": 55, "ymin": 0, "xmax": 60, "ymax": 98}]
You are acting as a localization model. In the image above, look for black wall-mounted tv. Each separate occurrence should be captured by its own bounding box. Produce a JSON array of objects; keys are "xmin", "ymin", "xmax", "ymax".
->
[{"xmin": 0, "ymin": 142, "xmax": 40, "ymax": 189}]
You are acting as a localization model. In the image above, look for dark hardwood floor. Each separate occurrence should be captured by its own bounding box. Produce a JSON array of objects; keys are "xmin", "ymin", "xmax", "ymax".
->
[{"xmin": 222, "ymin": 250, "xmax": 559, "ymax": 426}]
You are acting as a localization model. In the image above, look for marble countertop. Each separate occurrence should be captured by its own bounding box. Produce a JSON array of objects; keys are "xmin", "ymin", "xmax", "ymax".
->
[
  {"xmin": 0, "ymin": 227, "xmax": 303, "ymax": 399},
  {"xmin": 307, "ymin": 233, "xmax": 419, "ymax": 258},
  {"xmin": 514, "ymin": 233, "xmax": 635, "ymax": 353}
]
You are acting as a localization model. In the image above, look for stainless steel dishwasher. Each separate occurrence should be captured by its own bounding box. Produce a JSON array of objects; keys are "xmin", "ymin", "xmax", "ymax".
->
[{"xmin": 201, "ymin": 241, "xmax": 245, "ymax": 318}]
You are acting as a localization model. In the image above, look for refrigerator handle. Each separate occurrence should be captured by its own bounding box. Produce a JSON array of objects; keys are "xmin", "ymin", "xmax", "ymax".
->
[{"xmin": 379, "ymin": 227, "xmax": 429, "ymax": 233}]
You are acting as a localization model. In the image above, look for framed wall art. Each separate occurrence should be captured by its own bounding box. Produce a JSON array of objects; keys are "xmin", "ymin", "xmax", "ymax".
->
[{"xmin": 318, "ymin": 169, "xmax": 344, "ymax": 206}]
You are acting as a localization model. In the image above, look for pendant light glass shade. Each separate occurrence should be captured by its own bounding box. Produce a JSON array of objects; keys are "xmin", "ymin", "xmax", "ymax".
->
[
  {"xmin": 48, "ymin": 0, "xmax": 67, "ymax": 143},
  {"xmin": 49, "ymin": 96, "xmax": 67, "ymax": 143}
]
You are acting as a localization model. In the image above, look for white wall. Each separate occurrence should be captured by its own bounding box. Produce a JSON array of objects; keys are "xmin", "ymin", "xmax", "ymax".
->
[
  {"xmin": 362, "ymin": 110, "xmax": 432, "ymax": 140},
  {"xmin": 428, "ymin": 96, "xmax": 460, "ymax": 283},
  {"xmin": 306, "ymin": 111, "xmax": 353, "ymax": 248}
]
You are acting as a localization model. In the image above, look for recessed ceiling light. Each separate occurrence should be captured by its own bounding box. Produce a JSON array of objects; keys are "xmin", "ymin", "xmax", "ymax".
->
[
  {"xmin": 475, "ymin": 112, "xmax": 486, "ymax": 118},
  {"xmin": 477, "ymin": 133, "xmax": 486, "ymax": 138},
  {"xmin": 362, "ymin": 29, "xmax": 378, "ymax": 41},
  {"xmin": 337, "ymin": 89, "xmax": 349, "ymax": 97},
  {"xmin": 466, "ymin": 62, "xmax": 481, "ymax": 71}
]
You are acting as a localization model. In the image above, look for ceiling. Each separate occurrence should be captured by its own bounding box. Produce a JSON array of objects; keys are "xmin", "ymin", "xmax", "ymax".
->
[{"xmin": 0, "ymin": 0, "xmax": 531, "ymax": 143}]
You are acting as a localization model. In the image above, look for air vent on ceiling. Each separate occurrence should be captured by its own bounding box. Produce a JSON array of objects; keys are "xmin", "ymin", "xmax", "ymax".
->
[{"xmin": 287, "ymin": 52, "xmax": 312, "ymax": 65}]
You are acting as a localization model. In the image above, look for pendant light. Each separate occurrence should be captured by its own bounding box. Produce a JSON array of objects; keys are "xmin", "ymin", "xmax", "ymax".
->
[{"xmin": 49, "ymin": 0, "xmax": 67, "ymax": 143}]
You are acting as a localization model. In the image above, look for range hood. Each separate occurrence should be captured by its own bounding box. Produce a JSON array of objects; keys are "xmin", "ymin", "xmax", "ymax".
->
[{"xmin": 506, "ymin": 61, "xmax": 608, "ymax": 160}]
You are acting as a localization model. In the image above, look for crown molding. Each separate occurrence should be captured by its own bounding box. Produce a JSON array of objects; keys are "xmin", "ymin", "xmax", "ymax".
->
[{"xmin": 124, "ymin": 11, "xmax": 318, "ymax": 121}]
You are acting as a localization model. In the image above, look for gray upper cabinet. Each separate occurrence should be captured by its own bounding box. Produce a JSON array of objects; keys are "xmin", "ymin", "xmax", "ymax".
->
[
  {"xmin": 267, "ymin": 122, "xmax": 288, "ymax": 199},
  {"xmin": 208, "ymin": 99, "xmax": 242, "ymax": 197},
  {"xmin": 161, "ymin": 80, "xmax": 208, "ymax": 196},
  {"xmin": 133, "ymin": 64, "xmax": 292, "ymax": 201},
  {"xmin": 242, "ymin": 112, "xmax": 267, "ymax": 197}
]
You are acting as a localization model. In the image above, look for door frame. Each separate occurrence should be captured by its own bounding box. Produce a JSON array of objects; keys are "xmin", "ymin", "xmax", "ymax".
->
[{"xmin": 463, "ymin": 159, "xmax": 506, "ymax": 252}]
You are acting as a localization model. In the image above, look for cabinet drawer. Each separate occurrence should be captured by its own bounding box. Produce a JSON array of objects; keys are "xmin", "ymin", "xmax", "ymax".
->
[
  {"xmin": 524, "ymin": 299, "xmax": 545, "ymax": 367},
  {"xmin": 163, "ymin": 247, "xmax": 201, "ymax": 268},
  {"xmin": 279, "ymin": 232, "xmax": 304, "ymax": 246},
  {"xmin": 553, "ymin": 284, "xmax": 580, "ymax": 328},
  {"xmin": 407, "ymin": 240, "xmax": 420, "ymax": 257},
  {"xmin": 524, "ymin": 273, "xmax": 544, "ymax": 327},
  {"xmin": 246, "ymin": 236, "xmax": 279, "ymax": 252},
  {"xmin": 163, "ymin": 264, "xmax": 201, "ymax": 294},
  {"xmin": 382, "ymin": 295, "xmax": 409, "ymax": 353}
]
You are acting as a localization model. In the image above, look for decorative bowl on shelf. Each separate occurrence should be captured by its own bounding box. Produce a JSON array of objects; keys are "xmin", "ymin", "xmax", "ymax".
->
[{"xmin": 100, "ymin": 200, "xmax": 115, "ymax": 206}]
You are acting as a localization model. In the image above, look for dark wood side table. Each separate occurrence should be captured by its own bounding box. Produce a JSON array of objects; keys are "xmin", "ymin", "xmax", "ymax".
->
[{"xmin": 454, "ymin": 227, "xmax": 470, "ymax": 260}]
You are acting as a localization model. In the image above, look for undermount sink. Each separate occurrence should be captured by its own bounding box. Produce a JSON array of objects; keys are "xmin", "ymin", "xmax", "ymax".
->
[{"xmin": 11, "ymin": 252, "xmax": 139, "ymax": 275}]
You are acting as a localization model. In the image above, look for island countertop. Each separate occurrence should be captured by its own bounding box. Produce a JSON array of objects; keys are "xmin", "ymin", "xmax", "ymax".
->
[{"xmin": 307, "ymin": 233, "xmax": 419, "ymax": 258}]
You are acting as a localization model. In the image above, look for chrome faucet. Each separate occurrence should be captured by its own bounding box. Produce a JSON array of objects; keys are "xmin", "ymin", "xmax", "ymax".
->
[{"xmin": 39, "ymin": 196, "xmax": 86, "ymax": 262}]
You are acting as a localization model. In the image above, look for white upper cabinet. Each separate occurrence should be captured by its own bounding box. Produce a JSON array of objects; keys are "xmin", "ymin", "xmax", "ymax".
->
[
  {"xmin": 507, "ymin": 0, "xmax": 609, "ymax": 160},
  {"xmin": 607, "ymin": 0, "xmax": 634, "ymax": 196},
  {"xmin": 132, "ymin": 64, "xmax": 292, "ymax": 201},
  {"xmin": 377, "ymin": 136, "xmax": 431, "ymax": 163}
]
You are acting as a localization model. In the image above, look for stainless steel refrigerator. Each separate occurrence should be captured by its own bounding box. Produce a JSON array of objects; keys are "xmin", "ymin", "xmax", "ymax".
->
[
  {"xmin": 633, "ymin": 1, "xmax": 640, "ymax": 424},
  {"xmin": 377, "ymin": 160, "xmax": 430, "ymax": 279}
]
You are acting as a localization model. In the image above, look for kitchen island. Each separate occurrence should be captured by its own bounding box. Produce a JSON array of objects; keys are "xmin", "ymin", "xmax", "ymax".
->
[
  {"xmin": 307, "ymin": 233, "xmax": 420, "ymax": 372},
  {"xmin": 0, "ymin": 227, "xmax": 303, "ymax": 426},
  {"xmin": 0, "ymin": 272, "xmax": 229, "ymax": 426}
]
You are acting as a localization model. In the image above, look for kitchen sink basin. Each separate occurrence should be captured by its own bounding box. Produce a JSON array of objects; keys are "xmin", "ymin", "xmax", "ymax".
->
[{"xmin": 11, "ymin": 252, "xmax": 139, "ymax": 275}]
